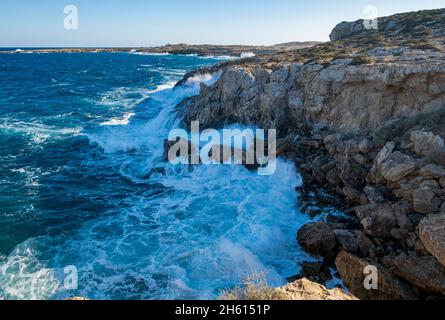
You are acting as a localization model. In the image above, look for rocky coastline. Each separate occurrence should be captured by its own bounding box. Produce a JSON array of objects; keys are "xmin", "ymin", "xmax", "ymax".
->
[
  {"xmin": 174, "ymin": 8, "xmax": 445, "ymax": 300},
  {"xmin": 0, "ymin": 42, "xmax": 320, "ymax": 56}
]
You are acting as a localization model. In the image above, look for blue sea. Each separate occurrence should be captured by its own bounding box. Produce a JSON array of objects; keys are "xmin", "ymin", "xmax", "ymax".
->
[{"xmin": 0, "ymin": 52, "xmax": 331, "ymax": 300}]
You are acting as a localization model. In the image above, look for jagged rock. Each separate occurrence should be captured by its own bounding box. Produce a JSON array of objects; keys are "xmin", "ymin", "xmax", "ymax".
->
[
  {"xmin": 419, "ymin": 214, "xmax": 445, "ymax": 268},
  {"xmin": 354, "ymin": 204, "xmax": 397, "ymax": 238},
  {"xmin": 375, "ymin": 142, "xmax": 395, "ymax": 166},
  {"xmin": 394, "ymin": 176, "xmax": 427, "ymax": 202},
  {"xmin": 363, "ymin": 185, "xmax": 385, "ymax": 204},
  {"xmin": 335, "ymin": 230, "xmax": 359, "ymax": 253},
  {"xmin": 338, "ymin": 156, "xmax": 367, "ymax": 188},
  {"xmin": 356, "ymin": 231, "xmax": 376, "ymax": 257},
  {"xmin": 297, "ymin": 222, "xmax": 337, "ymax": 259},
  {"xmin": 275, "ymin": 278, "xmax": 358, "ymax": 301},
  {"xmin": 379, "ymin": 151, "xmax": 417, "ymax": 182},
  {"xmin": 329, "ymin": 20, "xmax": 367, "ymax": 42},
  {"xmin": 342, "ymin": 184, "xmax": 362, "ymax": 203},
  {"xmin": 410, "ymin": 131, "xmax": 445, "ymax": 165},
  {"xmin": 413, "ymin": 185, "xmax": 441, "ymax": 214},
  {"xmin": 392, "ymin": 201, "xmax": 413, "ymax": 231},
  {"xmin": 383, "ymin": 253, "xmax": 445, "ymax": 295},
  {"xmin": 419, "ymin": 164, "xmax": 445, "ymax": 179},
  {"xmin": 335, "ymin": 251, "xmax": 418, "ymax": 300}
]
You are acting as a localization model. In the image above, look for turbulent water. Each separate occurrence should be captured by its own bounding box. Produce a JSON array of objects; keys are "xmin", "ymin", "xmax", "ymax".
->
[{"xmin": 0, "ymin": 52, "xmax": 336, "ymax": 300}]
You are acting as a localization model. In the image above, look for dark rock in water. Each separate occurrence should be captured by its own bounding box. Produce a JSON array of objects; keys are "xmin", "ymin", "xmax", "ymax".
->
[
  {"xmin": 163, "ymin": 138, "xmax": 264, "ymax": 170},
  {"xmin": 297, "ymin": 222, "xmax": 337, "ymax": 260}
]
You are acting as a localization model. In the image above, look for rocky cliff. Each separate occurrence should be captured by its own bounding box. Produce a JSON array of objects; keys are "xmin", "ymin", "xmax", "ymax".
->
[{"xmin": 176, "ymin": 8, "xmax": 445, "ymax": 300}]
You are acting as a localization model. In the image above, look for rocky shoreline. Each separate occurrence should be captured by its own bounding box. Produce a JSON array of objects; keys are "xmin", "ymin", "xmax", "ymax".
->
[
  {"xmin": 174, "ymin": 8, "xmax": 445, "ymax": 299},
  {"xmin": 0, "ymin": 42, "xmax": 320, "ymax": 56}
]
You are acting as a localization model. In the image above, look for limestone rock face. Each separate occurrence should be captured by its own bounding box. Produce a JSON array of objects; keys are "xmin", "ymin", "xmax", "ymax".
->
[
  {"xmin": 179, "ymin": 61, "xmax": 445, "ymax": 136},
  {"xmin": 419, "ymin": 214, "xmax": 445, "ymax": 268},
  {"xmin": 329, "ymin": 20, "xmax": 366, "ymax": 42},
  {"xmin": 335, "ymin": 251, "xmax": 418, "ymax": 300}
]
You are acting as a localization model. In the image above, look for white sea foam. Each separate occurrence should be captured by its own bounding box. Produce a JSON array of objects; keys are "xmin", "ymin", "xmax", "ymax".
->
[
  {"xmin": 0, "ymin": 121, "xmax": 82, "ymax": 146},
  {"xmin": 100, "ymin": 112, "xmax": 135, "ymax": 126},
  {"xmin": 240, "ymin": 52, "xmax": 256, "ymax": 58},
  {"xmin": 131, "ymin": 52, "xmax": 171, "ymax": 56}
]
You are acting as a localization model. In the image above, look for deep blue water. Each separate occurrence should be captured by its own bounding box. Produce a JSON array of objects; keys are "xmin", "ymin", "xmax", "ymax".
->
[{"xmin": 0, "ymin": 52, "xmax": 331, "ymax": 300}]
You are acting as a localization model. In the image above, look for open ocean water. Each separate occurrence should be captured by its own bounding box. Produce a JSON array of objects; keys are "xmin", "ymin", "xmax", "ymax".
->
[{"xmin": 0, "ymin": 52, "xmax": 335, "ymax": 300}]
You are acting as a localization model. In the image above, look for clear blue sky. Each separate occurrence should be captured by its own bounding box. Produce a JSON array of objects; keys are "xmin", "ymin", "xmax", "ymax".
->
[{"xmin": 1, "ymin": 0, "xmax": 444, "ymax": 47}]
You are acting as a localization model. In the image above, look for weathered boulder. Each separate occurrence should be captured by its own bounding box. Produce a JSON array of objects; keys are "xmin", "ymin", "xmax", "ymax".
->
[
  {"xmin": 419, "ymin": 214, "xmax": 445, "ymax": 268},
  {"xmin": 335, "ymin": 251, "xmax": 418, "ymax": 300},
  {"xmin": 379, "ymin": 151, "xmax": 417, "ymax": 182},
  {"xmin": 384, "ymin": 253, "xmax": 445, "ymax": 295},
  {"xmin": 419, "ymin": 164, "xmax": 445, "ymax": 179},
  {"xmin": 413, "ymin": 183, "xmax": 442, "ymax": 214},
  {"xmin": 338, "ymin": 156, "xmax": 367, "ymax": 188},
  {"xmin": 356, "ymin": 231, "xmax": 376, "ymax": 257},
  {"xmin": 297, "ymin": 222, "xmax": 337, "ymax": 259},
  {"xmin": 335, "ymin": 230, "xmax": 359, "ymax": 253},
  {"xmin": 375, "ymin": 142, "xmax": 395, "ymax": 166},
  {"xmin": 363, "ymin": 185, "xmax": 385, "ymax": 204},
  {"xmin": 410, "ymin": 131, "xmax": 445, "ymax": 165},
  {"xmin": 354, "ymin": 204, "xmax": 397, "ymax": 238}
]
